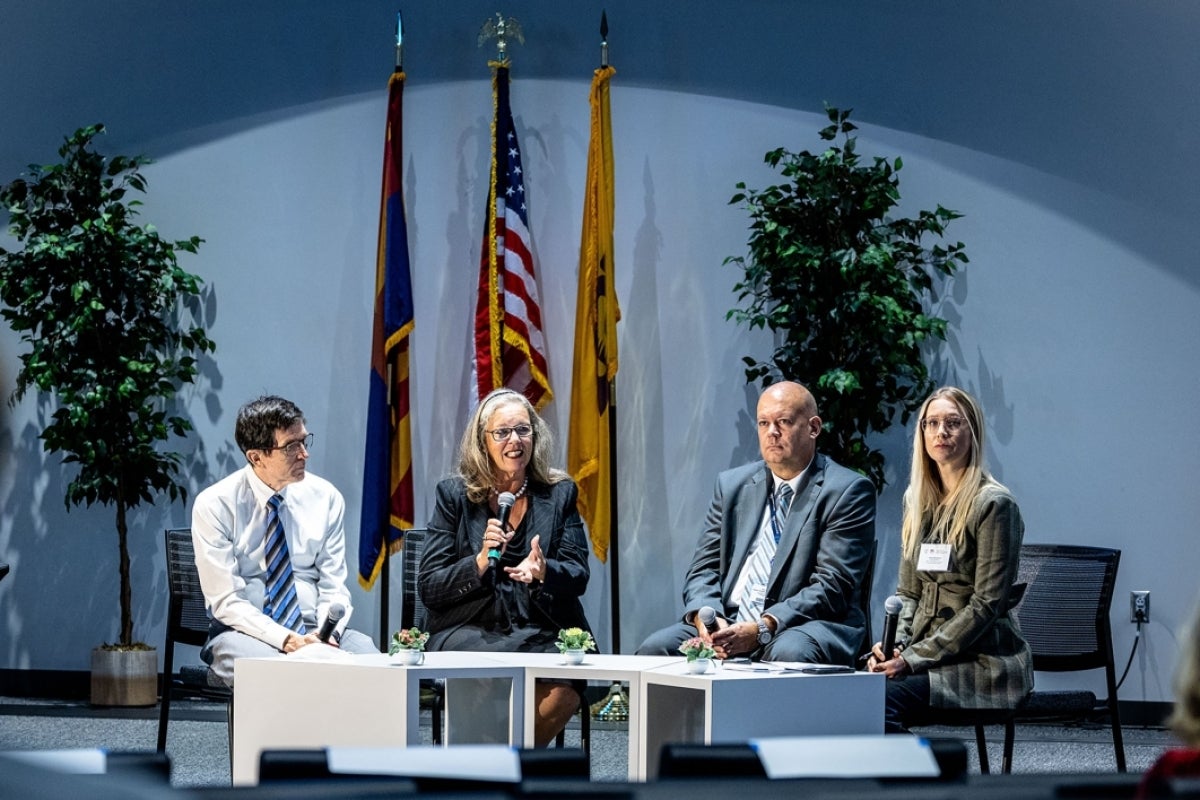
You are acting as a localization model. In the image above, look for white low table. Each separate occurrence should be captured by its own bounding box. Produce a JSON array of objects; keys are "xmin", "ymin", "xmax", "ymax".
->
[
  {"xmin": 638, "ymin": 661, "xmax": 885, "ymax": 780},
  {"xmin": 231, "ymin": 651, "xmax": 525, "ymax": 785},
  {"xmin": 484, "ymin": 652, "xmax": 678, "ymax": 779}
]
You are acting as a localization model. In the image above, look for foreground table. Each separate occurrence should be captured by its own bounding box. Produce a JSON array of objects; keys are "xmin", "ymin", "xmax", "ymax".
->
[
  {"xmin": 638, "ymin": 661, "xmax": 885, "ymax": 780},
  {"xmin": 231, "ymin": 651, "xmax": 525, "ymax": 785}
]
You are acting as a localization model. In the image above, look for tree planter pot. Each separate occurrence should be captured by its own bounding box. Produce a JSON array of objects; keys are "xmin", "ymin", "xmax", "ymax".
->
[{"xmin": 91, "ymin": 646, "xmax": 157, "ymax": 707}]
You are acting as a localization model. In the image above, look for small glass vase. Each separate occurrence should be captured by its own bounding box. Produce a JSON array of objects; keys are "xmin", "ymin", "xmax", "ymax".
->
[
  {"xmin": 685, "ymin": 657, "xmax": 713, "ymax": 674},
  {"xmin": 395, "ymin": 648, "xmax": 424, "ymax": 666},
  {"xmin": 562, "ymin": 648, "xmax": 586, "ymax": 665}
]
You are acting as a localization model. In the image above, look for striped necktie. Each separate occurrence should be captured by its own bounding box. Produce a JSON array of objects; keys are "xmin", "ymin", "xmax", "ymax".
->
[
  {"xmin": 736, "ymin": 483, "xmax": 794, "ymax": 623},
  {"xmin": 263, "ymin": 494, "xmax": 305, "ymax": 633}
]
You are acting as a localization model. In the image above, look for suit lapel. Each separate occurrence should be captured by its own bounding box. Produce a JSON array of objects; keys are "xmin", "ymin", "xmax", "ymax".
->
[
  {"xmin": 724, "ymin": 467, "xmax": 770, "ymax": 592},
  {"xmin": 768, "ymin": 455, "xmax": 824, "ymax": 586}
]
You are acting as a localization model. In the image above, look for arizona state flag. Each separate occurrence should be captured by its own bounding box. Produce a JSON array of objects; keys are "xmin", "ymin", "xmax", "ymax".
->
[
  {"xmin": 568, "ymin": 65, "xmax": 620, "ymax": 562},
  {"xmin": 359, "ymin": 70, "xmax": 415, "ymax": 590},
  {"xmin": 473, "ymin": 63, "xmax": 553, "ymax": 410}
]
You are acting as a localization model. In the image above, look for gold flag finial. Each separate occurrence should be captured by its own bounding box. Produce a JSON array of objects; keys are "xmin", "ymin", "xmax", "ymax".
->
[{"xmin": 478, "ymin": 12, "xmax": 524, "ymax": 64}]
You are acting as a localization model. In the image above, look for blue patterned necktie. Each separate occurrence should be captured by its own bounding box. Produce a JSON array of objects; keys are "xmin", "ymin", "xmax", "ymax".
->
[
  {"xmin": 736, "ymin": 483, "xmax": 794, "ymax": 623},
  {"xmin": 263, "ymin": 494, "xmax": 305, "ymax": 633}
]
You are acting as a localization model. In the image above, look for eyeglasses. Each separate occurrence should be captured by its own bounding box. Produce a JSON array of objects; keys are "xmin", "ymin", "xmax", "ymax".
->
[
  {"xmin": 486, "ymin": 425, "xmax": 534, "ymax": 442},
  {"xmin": 266, "ymin": 433, "xmax": 314, "ymax": 457},
  {"xmin": 920, "ymin": 417, "xmax": 966, "ymax": 434}
]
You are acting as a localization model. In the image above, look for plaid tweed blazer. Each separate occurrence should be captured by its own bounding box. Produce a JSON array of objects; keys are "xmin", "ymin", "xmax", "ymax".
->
[{"xmin": 896, "ymin": 482, "xmax": 1034, "ymax": 710}]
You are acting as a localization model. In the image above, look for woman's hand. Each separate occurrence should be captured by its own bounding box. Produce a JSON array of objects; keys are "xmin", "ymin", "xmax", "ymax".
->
[
  {"xmin": 505, "ymin": 534, "xmax": 546, "ymax": 584},
  {"xmin": 476, "ymin": 517, "xmax": 512, "ymax": 574}
]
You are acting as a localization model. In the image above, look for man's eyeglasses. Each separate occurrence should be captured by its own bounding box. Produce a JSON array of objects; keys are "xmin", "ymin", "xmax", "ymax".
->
[
  {"xmin": 266, "ymin": 433, "xmax": 314, "ymax": 456},
  {"xmin": 486, "ymin": 425, "xmax": 534, "ymax": 442},
  {"xmin": 920, "ymin": 417, "xmax": 965, "ymax": 434}
]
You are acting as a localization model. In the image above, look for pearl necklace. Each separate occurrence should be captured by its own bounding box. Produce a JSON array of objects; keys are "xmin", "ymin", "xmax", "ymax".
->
[{"xmin": 492, "ymin": 475, "xmax": 528, "ymax": 500}]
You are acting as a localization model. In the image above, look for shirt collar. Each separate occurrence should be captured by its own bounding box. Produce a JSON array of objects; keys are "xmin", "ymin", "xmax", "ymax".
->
[{"xmin": 245, "ymin": 464, "xmax": 284, "ymax": 506}]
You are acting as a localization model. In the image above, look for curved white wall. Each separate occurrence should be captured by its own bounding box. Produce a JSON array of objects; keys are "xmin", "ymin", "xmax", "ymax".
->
[{"xmin": 3, "ymin": 76, "xmax": 1196, "ymax": 706}]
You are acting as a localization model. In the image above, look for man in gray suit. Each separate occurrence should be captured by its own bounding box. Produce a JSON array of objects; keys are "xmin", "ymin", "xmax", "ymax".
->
[{"xmin": 637, "ymin": 381, "xmax": 876, "ymax": 665}]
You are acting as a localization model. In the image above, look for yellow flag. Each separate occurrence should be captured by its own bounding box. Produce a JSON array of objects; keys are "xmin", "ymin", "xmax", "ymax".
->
[{"xmin": 569, "ymin": 65, "xmax": 620, "ymax": 562}]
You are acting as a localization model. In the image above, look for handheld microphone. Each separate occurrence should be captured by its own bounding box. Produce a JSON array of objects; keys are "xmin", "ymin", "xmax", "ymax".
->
[
  {"xmin": 316, "ymin": 602, "xmax": 345, "ymax": 643},
  {"xmin": 488, "ymin": 492, "xmax": 517, "ymax": 574},
  {"xmin": 880, "ymin": 595, "xmax": 903, "ymax": 659},
  {"xmin": 697, "ymin": 605, "xmax": 721, "ymax": 634}
]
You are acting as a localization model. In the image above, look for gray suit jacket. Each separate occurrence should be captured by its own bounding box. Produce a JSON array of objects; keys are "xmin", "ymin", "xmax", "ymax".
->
[{"xmin": 682, "ymin": 454, "xmax": 876, "ymax": 664}]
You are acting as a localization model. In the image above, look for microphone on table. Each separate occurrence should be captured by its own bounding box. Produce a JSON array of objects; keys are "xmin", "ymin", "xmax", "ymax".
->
[
  {"xmin": 316, "ymin": 602, "xmax": 345, "ymax": 643},
  {"xmin": 697, "ymin": 605, "xmax": 721, "ymax": 634},
  {"xmin": 880, "ymin": 595, "xmax": 903, "ymax": 659},
  {"xmin": 488, "ymin": 492, "xmax": 517, "ymax": 578}
]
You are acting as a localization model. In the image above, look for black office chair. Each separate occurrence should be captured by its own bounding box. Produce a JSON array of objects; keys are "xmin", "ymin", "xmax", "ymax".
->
[
  {"xmin": 398, "ymin": 527, "xmax": 445, "ymax": 745},
  {"xmin": 858, "ymin": 540, "xmax": 879, "ymax": 660},
  {"xmin": 917, "ymin": 544, "xmax": 1124, "ymax": 775},
  {"xmin": 401, "ymin": 527, "xmax": 589, "ymax": 753},
  {"xmin": 156, "ymin": 528, "xmax": 232, "ymax": 755},
  {"xmin": 1007, "ymin": 544, "xmax": 1125, "ymax": 771}
]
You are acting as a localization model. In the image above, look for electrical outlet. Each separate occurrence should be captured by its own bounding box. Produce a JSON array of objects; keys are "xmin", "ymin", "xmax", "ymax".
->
[{"xmin": 1130, "ymin": 590, "xmax": 1151, "ymax": 623}]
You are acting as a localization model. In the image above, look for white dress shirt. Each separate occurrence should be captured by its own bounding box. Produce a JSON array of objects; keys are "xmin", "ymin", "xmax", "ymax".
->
[
  {"xmin": 191, "ymin": 464, "xmax": 354, "ymax": 650},
  {"xmin": 729, "ymin": 469, "xmax": 805, "ymax": 621}
]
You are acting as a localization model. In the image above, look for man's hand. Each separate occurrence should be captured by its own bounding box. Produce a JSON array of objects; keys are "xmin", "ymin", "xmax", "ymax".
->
[
  {"xmin": 710, "ymin": 621, "xmax": 759, "ymax": 659},
  {"xmin": 282, "ymin": 632, "xmax": 322, "ymax": 653},
  {"xmin": 868, "ymin": 647, "xmax": 910, "ymax": 678}
]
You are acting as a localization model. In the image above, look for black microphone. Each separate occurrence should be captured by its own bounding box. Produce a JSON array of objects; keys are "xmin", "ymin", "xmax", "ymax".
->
[
  {"xmin": 316, "ymin": 602, "xmax": 345, "ymax": 643},
  {"xmin": 488, "ymin": 491, "xmax": 517, "ymax": 574},
  {"xmin": 880, "ymin": 595, "xmax": 903, "ymax": 659},
  {"xmin": 697, "ymin": 605, "xmax": 721, "ymax": 634}
]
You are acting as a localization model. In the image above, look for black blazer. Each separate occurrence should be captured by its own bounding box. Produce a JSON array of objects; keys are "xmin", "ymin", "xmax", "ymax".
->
[{"xmin": 418, "ymin": 476, "xmax": 591, "ymax": 645}]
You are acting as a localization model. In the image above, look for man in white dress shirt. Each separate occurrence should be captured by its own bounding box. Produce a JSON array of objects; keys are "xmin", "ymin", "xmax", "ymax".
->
[{"xmin": 192, "ymin": 395, "xmax": 376, "ymax": 686}]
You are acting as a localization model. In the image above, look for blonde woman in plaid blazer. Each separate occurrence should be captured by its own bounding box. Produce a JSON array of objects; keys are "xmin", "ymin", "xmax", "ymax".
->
[{"xmin": 867, "ymin": 387, "xmax": 1033, "ymax": 733}]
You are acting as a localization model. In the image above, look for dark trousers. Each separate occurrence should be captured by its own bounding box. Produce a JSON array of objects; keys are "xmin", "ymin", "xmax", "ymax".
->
[{"xmin": 884, "ymin": 671, "xmax": 932, "ymax": 734}]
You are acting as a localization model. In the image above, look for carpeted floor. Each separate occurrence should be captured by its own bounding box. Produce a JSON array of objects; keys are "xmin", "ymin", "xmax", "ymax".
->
[{"xmin": 0, "ymin": 696, "xmax": 1176, "ymax": 788}]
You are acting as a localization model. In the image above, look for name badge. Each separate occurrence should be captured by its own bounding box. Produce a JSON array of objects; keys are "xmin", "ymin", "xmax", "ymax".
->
[{"xmin": 917, "ymin": 543, "xmax": 952, "ymax": 572}]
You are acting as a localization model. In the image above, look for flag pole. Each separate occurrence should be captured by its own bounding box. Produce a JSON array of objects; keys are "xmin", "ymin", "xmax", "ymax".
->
[
  {"xmin": 598, "ymin": 10, "xmax": 621, "ymax": 653},
  {"xmin": 377, "ymin": 10, "xmax": 405, "ymax": 648}
]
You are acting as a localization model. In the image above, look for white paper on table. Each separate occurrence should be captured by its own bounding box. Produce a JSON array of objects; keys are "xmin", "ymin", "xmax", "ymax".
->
[
  {"xmin": 328, "ymin": 745, "xmax": 521, "ymax": 782},
  {"xmin": 751, "ymin": 735, "xmax": 941, "ymax": 779}
]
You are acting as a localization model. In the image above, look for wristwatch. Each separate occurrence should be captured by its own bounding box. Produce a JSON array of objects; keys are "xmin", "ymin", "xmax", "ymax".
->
[{"xmin": 756, "ymin": 618, "xmax": 774, "ymax": 646}]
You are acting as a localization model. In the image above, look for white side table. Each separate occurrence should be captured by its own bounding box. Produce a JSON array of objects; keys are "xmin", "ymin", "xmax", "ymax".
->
[
  {"xmin": 638, "ymin": 662, "xmax": 885, "ymax": 780},
  {"xmin": 232, "ymin": 651, "xmax": 525, "ymax": 785}
]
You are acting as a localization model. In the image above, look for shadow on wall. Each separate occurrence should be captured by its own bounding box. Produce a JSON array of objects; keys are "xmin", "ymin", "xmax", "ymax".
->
[
  {"xmin": 617, "ymin": 156, "xmax": 670, "ymax": 654},
  {"xmin": 0, "ymin": 283, "xmax": 224, "ymax": 667}
]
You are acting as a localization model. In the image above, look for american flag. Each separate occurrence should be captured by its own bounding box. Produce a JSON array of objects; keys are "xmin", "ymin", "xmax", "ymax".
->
[{"xmin": 474, "ymin": 64, "xmax": 552, "ymax": 410}]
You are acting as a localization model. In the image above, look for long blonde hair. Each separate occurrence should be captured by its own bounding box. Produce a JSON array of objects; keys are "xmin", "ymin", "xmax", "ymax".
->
[
  {"xmin": 900, "ymin": 387, "xmax": 1002, "ymax": 560},
  {"xmin": 457, "ymin": 388, "xmax": 568, "ymax": 504}
]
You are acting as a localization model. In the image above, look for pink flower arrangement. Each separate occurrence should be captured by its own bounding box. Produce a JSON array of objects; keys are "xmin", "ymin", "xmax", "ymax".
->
[
  {"xmin": 679, "ymin": 636, "xmax": 716, "ymax": 662},
  {"xmin": 389, "ymin": 627, "xmax": 430, "ymax": 654}
]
